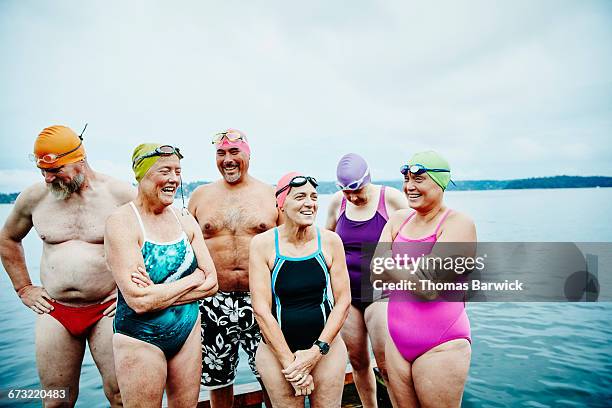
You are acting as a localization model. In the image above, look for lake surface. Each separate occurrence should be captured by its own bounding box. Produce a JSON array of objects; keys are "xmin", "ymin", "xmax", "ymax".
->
[{"xmin": 1, "ymin": 188, "xmax": 611, "ymax": 407}]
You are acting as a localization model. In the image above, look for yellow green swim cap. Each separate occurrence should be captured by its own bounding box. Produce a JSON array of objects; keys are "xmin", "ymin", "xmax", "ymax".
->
[{"xmin": 132, "ymin": 143, "xmax": 163, "ymax": 182}]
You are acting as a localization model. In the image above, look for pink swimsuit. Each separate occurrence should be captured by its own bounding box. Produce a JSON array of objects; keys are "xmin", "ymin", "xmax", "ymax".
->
[{"xmin": 388, "ymin": 209, "xmax": 471, "ymax": 362}]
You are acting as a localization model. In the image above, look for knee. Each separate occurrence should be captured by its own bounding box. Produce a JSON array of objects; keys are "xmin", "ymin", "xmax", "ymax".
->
[
  {"xmin": 105, "ymin": 389, "xmax": 122, "ymax": 406},
  {"xmin": 377, "ymin": 365, "xmax": 389, "ymax": 383},
  {"xmin": 103, "ymin": 379, "xmax": 122, "ymax": 406},
  {"xmin": 348, "ymin": 353, "xmax": 371, "ymax": 372},
  {"xmin": 44, "ymin": 400, "xmax": 76, "ymax": 408}
]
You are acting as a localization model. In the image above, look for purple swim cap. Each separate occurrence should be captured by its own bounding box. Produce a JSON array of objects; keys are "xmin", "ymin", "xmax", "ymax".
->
[{"xmin": 336, "ymin": 153, "xmax": 371, "ymax": 190}]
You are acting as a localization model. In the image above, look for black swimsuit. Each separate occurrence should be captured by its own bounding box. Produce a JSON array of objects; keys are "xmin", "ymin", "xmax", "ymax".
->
[{"xmin": 270, "ymin": 227, "xmax": 333, "ymax": 352}]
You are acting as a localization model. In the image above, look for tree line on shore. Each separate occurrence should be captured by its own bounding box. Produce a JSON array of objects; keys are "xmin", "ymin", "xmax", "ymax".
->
[{"xmin": 1, "ymin": 176, "xmax": 611, "ymax": 204}]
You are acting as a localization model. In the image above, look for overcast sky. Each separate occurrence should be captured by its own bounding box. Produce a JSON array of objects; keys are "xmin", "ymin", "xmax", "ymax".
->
[{"xmin": 1, "ymin": 0, "xmax": 611, "ymax": 192}]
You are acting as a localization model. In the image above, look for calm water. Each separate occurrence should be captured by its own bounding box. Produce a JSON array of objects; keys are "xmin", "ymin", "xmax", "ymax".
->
[{"xmin": 1, "ymin": 188, "xmax": 611, "ymax": 407}]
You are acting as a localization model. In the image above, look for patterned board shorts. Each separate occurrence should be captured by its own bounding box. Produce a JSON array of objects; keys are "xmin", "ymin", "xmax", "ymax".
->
[{"xmin": 199, "ymin": 291, "xmax": 262, "ymax": 389}]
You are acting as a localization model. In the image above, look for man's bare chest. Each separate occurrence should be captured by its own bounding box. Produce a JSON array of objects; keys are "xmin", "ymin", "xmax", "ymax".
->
[
  {"xmin": 199, "ymin": 200, "xmax": 275, "ymax": 237},
  {"xmin": 32, "ymin": 198, "xmax": 116, "ymax": 244}
]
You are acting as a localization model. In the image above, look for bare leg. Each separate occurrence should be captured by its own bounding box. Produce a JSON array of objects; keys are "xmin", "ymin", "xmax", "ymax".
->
[
  {"xmin": 88, "ymin": 315, "xmax": 122, "ymax": 407},
  {"xmin": 209, "ymin": 385, "xmax": 234, "ymax": 408},
  {"xmin": 36, "ymin": 313, "xmax": 86, "ymax": 408},
  {"xmin": 412, "ymin": 339, "xmax": 471, "ymax": 408},
  {"xmin": 385, "ymin": 337, "xmax": 419, "ymax": 408},
  {"xmin": 309, "ymin": 338, "xmax": 348, "ymax": 408},
  {"xmin": 341, "ymin": 304, "xmax": 377, "ymax": 408},
  {"xmin": 256, "ymin": 342, "xmax": 305, "ymax": 408},
  {"xmin": 256, "ymin": 378, "xmax": 273, "ymax": 408},
  {"xmin": 112, "ymin": 333, "xmax": 167, "ymax": 408},
  {"xmin": 364, "ymin": 302, "xmax": 388, "ymax": 382},
  {"xmin": 166, "ymin": 317, "xmax": 202, "ymax": 408}
]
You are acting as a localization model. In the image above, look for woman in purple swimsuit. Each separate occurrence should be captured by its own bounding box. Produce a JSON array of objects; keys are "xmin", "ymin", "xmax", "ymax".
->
[
  {"xmin": 326, "ymin": 153, "xmax": 408, "ymax": 408},
  {"xmin": 374, "ymin": 151, "xmax": 475, "ymax": 407}
]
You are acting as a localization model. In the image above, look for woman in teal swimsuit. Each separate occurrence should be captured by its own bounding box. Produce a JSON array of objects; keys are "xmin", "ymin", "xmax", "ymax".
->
[{"xmin": 105, "ymin": 143, "xmax": 218, "ymax": 407}]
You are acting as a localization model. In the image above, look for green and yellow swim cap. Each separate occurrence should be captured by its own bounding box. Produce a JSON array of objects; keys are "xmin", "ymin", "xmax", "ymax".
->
[
  {"xmin": 408, "ymin": 150, "xmax": 452, "ymax": 191},
  {"xmin": 132, "ymin": 143, "xmax": 163, "ymax": 182}
]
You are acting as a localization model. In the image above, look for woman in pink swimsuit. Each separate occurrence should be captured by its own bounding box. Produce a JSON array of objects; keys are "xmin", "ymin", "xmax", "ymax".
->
[{"xmin": 375, "ymin": 150, "xmax": 475, "ymax": 407}]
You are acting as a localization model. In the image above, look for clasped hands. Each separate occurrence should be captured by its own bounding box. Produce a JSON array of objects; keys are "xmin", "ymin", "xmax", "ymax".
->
[{"xmin": 282, "ymin": 346, "xmax": 322, "ymax": 396}]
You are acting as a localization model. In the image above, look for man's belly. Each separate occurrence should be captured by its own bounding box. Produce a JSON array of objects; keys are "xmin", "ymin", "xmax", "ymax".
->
[
  {"xmin": 40, "ymin": 241, "xmax": 116, "ymax": 305},
  {"xmin": 206, "ymin": 235, "xmax": 252, "ymax": 292}
]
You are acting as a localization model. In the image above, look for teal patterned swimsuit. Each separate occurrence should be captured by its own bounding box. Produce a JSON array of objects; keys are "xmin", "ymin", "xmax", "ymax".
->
[{"xmin": 113, "ymin": 202, "xmax": 199, "ymax": 357}]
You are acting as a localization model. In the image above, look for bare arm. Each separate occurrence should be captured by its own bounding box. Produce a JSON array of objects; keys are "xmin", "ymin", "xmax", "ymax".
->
[
  {"xmin": 187, "ymin": 185, "xmax": 208, "ymax": 222},
  {"xmin": 0, "ymin": 188, "xmax": 36, "ymax": 293},
  {"xmin": 385, "ymin": 186, "xmax": 410, "ymax": 213},
  {"xmin": 324, "ymin": 192, "xmax": 342, "ymax": 231},
  {"xmin": 249, "ymin": 233, "xmax": 295, "ymax": 368},
  {"xmin": 0, "ymin": 186, "xmax": 58, "ymax": 314},
  {"xmin": 172, "ymin": 212, "xmax": 218, "ymax": 304},
  {"xmin": 316, "ymin": 231, "xmax": 351, "ymax": 344},
  {"xmin": 104, "ymin": 210, "xmax": 205, "ymax": 314}
]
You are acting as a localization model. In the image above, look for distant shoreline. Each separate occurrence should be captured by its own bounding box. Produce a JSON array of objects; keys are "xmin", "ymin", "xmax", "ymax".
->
[{"xmin": 1, "ymin": 175, "xmax": 611, "ymax": 204}]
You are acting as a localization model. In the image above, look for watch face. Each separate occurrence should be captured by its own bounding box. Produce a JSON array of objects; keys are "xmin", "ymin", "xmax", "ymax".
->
[{"xmin": 316, "ymin": 340, "xmax": 330, "ymax": 354}]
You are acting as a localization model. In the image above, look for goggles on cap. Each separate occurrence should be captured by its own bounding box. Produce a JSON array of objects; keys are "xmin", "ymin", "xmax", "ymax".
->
[
  {"xmin": 275, "ymin": 176, "xmax": 318, "ymax": 197},
  {"xmin": 212, "ymin": 130, "xmax": 247, "ymax": 145},
  {"xmin": 29, "ymin": 123, "xmax": 88, "ymax": 166},
  {"xmin": 132, "ymin": 145, "xmax": 183, "ymax": 168},
  {"xmin": 336, "ymin": 167, "xmax": 370, "ymax": 191}
]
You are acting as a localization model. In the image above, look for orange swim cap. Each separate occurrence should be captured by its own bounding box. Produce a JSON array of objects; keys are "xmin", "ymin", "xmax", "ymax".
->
[{"xmin": 32, "ymin": 125, "xmax": 86, "ymax": 169}]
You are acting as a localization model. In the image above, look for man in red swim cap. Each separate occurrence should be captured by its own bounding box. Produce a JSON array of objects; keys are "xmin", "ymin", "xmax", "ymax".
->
[{"xmin": 0, "ymin": 125, "xmax": 135, "ymax": 407}]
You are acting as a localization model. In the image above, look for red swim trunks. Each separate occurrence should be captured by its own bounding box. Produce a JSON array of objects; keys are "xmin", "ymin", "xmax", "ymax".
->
[{"xmin": 48, "ymin": 299, "xmax": 115, "ymax": 337}]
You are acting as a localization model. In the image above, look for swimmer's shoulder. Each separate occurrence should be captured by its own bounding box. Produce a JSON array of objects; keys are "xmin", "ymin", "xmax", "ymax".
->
[
  {"xmin": 105, "ymin": 203, "xmax": 140, "ymax": 240},
  {"xmin": 190, "ymin": 181, "xmax": 217, "ymax": 202},
  {"xmin": 245, "ymin": 176, "xmax": 276, "ymax": 195},
  {"xmin": 250, "ymin": 227, "xmax": 276, "ymax": 253},
  {"xmin": 171, "ymin": 206, "xmax": 201, "ymax": 239},
  {"xmin": 328, "ymin": 191, "xmax": 343, "ymax": 211},
  {"xmin": 388, "ymin": 208, "xmax": 413, "ymax": 226},
  {"xmin": 13, "ymin": 183, "xmax": 49, "ymax": 215},
  {"xmin": 383, "ymin": 185, "xmax": 409, "ymax": 211},
  {"xmin": 97, "ymin": 173, "xmax": 136, "ymax": 204},
  {"xmin": 443, "ymin": 209, "xmax": 475, "ymax": 231},
  {"xmin": 320, "ymin": 227, "xmax": 344, "ymax": 249}
]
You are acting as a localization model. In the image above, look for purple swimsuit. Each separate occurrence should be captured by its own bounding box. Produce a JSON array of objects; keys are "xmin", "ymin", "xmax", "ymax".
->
[{"xmin": 336, "ymin": 186, "xmax": 389, "ymax": 312}]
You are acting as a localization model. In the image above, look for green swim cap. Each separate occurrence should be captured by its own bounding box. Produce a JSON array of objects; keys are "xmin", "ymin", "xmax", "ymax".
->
[
  {"xmin": 132, "ymin": 143, "xmax": 163, "ymax": 183},
  {"xmin": 408, "ymin": 150, "xmax": 452, "ymax": 191}
]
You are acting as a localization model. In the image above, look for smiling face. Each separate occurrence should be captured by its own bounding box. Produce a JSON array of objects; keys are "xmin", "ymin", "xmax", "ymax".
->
[
  {"xmin": 282, "ymin": 183, "xmax": 318, "ymax": 226},
  {"xmin": 216, "ymin": 146, "xmax": 249, "ymax": 184},
  {"xmin": 40, "ymin": 161, "xmax": 86, "ymax": 200},
  {"xmin": 403, "ymin": 170, "xmax": 444, "ymax": 210},
  {"xmin": 140, "ymin": 155, "xmax": 181, "ymax": 206}
]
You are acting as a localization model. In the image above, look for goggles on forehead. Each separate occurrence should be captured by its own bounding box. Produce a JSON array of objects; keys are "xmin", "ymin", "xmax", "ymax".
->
[
  {"xmin": 132, "ymin": 145, "xmax": 183, "ymax": 168},
  {"xmin": 275, "ymin": 176, "xmax": 318, "ymax": 197},
  {"xmin": 212, "ymin": 130, "xmax": 247, "ymax": 145},
  {"xmin": 400, "ymin": 164, "xmax": 456, "ymax": 187},
  {"xmin": 400, "ymin": 163, "xmax": 450, "ymax": 176}
]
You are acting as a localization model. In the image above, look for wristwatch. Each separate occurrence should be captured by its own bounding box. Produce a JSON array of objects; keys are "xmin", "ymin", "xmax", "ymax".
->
[{"xmin": 313, "ymin": 340, "xmax": 330, "ymax": 355}]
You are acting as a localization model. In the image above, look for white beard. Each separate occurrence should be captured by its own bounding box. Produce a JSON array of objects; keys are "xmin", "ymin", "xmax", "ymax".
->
[{"xmin": 48, "ymin": 173, "xmax": 85, "ymax": 200}]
